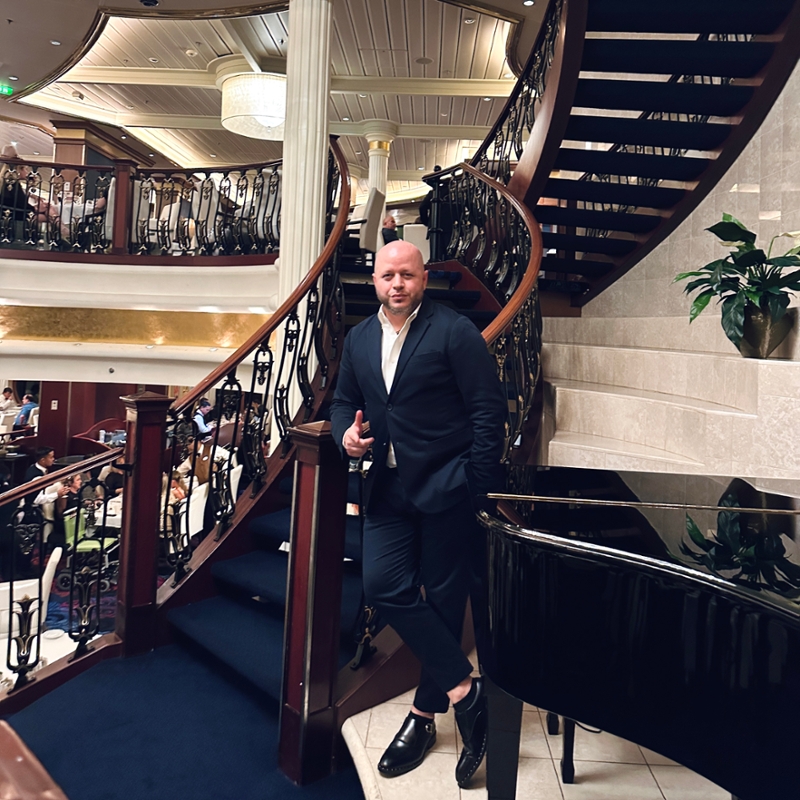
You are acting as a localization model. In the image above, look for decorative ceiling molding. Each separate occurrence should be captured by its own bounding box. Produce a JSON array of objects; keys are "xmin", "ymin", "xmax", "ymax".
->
[
  {"xmin": 58, "ymin": 66, "xmax": 515, "ymax": 98},
  {"xmin": 10, "ymin": 1, "xmax": 289, "ymax": 101}
]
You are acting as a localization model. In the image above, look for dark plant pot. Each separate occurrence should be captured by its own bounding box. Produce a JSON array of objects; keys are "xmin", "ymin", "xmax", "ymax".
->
[{"xmin": 738, "ymin": 305, "xmax": 796, "ymax": 359}]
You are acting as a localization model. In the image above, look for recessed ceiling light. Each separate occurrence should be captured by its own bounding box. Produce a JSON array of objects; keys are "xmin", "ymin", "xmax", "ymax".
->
[
  {"xmin": 10, "ymin": 141, "xmax": 17, "ymax": 147},
  {"xmin": 358, "ymin": 93, "xmax": 367, "ymax": 98},
  {"xmin": 418, "ymin": 166, "xmax": 425, "ymax": 170},
  {"xmin": 148, "ymin": 153, "xmax": 155, "ymax": 157},
  {"xmin": 209, "ymin": 347, "xmax": 218, "ymax": 352},
  {"xmin": 355, "ymin": 151, "xmax": 361, "ymax": 155},
  {"xmin": 483, "ymin": 97, "xmax": 491, "ymax": 101},
  {"xmin": 523, "ymin": 0, "xmax": 534, "ymax": 5},
  {"xmin": 125, "ymin": 104, "xmax": 134, "ymax": 109},
  {"xmin": 185, "ymin": 49, "xmax": 198, "ymax": 57},
  {"xmin": 149, "ymin": 57, "xmax": 159, "ymax": 63},
  {"xmin": 50, "ymin": 40, "xmax": 61, "ymax": 46},
  {"xmin": 441, "ymin": 112, "xmax": 448, "ymax": 116},
  {"xmin": 120, "ymin": 134, "xmax": 127, "ymax": 139},
  {"xmin": 342, "ymin": 117, "xmax": 350, "ymax": 121},
  {"xmin": 8, "ymin": 76, "xmax": 18, "ymax": 81},
  {"xmin": 210, "ymin": 153, "xmax": 217, "ymax": 158},
  {"xmin": 33, "ymin": 151, "xmax": 40, "ymax": 155},
  {"xmin": 145, "ymin": 345, "xmax": 154, "ymax": 349},
  {"xmin": 415, "ymin": 57, "xmax": 433, "ymax": 65},
  {"xmin": 464, "ymin": 17, "xmax": 476, "ymax": 24},
  {"xmin": 504, "ymin": 73, "xmax": 513, "ymax": 78}
]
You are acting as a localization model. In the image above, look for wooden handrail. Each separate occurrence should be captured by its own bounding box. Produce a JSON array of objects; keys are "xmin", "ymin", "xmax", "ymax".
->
[
  {"xmin": 0, "ymin": 448, "xmax": 123, "ymax": 508},
  {"xmin": 172, "ymin": 137, "xmax": 351, "ymax": 414}
]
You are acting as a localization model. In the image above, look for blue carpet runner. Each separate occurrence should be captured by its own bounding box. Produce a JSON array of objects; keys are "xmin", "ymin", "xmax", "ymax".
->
[{"xmin": 8, "ymin": 645, "xmax": 364, "ymax": 800}]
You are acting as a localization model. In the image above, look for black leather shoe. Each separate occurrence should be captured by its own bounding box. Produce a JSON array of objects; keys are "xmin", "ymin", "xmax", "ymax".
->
[
  {"xmin": 455, "ymin": 677, "xmax": 488, "ymax": 788},
  {"xmin": 377, "ymin": 713, "xmax": 436, "ymax": 777}
]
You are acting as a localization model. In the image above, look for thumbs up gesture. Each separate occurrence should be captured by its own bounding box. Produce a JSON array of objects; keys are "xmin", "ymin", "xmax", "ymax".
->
[{"xmin": 343, "ymin": 410, "xmax": 374, "ymax": 458}]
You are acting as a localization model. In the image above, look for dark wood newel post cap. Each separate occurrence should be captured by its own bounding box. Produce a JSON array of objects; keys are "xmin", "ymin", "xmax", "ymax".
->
[
  {"xmin": 120, "ymin": 391, "xmax": 173, "ymax": 412},
  {"xmin": 288, "ymin": 422, "xmax": 339, "ymax": 466}
]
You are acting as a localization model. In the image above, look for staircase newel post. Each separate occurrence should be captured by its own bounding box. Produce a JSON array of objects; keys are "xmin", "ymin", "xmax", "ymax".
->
[
  {"xmin": 279, "ymin": 421, "xmax": 349, "ymax": 784},
  {"xmin": 116, "ymin": 391, "xmax": 172, "ymax": 657}
]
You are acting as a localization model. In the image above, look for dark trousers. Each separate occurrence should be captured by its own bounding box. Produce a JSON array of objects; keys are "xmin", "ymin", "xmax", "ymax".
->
[{"xmin": 362, "ymin": 468, "xmax": 476, "ymax": 714}]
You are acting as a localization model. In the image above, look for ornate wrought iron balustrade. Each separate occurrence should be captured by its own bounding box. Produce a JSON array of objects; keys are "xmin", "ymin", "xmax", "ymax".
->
[
  {"xmin": 132, "ymin": 160, "xmax": 282, "ymax": 256},
  {"xmin": 471, "ymin": 0, "xmax": 565, "ymax": 185},
  {"xmin": 0, "ymin": 449, "xmax": 124, "ymax": 691},
  {"xmin": 0, "ymin": 158, "xmax": 114, "ymax": 253},
  {"xmin": 425, "ymin": 163, "xmax": 543, "ymax": 463},
  {"xmin": 158, "ymin": 141, "xmax": 349, "ymax": 583}
]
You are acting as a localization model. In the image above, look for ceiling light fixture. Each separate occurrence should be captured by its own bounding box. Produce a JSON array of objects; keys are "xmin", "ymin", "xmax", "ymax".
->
[
  {"xmin": 8, "ymin": 76, "xmax": 18, "ymax": 81},
  {"xmin": 523, "ymin": 0, "xmax": 535, "ymax": 6},
  {"xmin": 33, "ymin": 151, "xmax": 40, "ymax": 155},
  {"xmin": 140, "ymin": 0, "xmax": 159, "ymax": 6},
  {"xmin": 358, "ymin": 93, "xmax": 367, "ymax": 98},
  {"xmin": 355, "ymin": 151, "xmax": 361, "ymax": 154},
  {"xmin": 120, "ymin": 134, "xmax": 127, "ymax": 139},
  {"xmin": 504, "ymin": 73, "xmax": 513, "ymax": 78},
  {"xmin": 50, "ymin": 40, "xmax": 61, "ymax": 46},
  {"xmin": 441, "ymin": 112, "xmax": 448, "ymax": 116},
  {"xmin": 418, "ymin": 166, "xmax": 425, "ymax": 170},
  {"xmin": 220, "ymin": 73, "xmax": 286, "ymax": 140},
  {"xmin": 483, "ymin": 97, "xmax": 491, "ymax": 101},
  {"xmin": 126, "ymin": 104, "xmax": 134, "ymax": 109},
  {"xmin": 342, "ymin": 116, "xmax": 350, "ymax": 121},
  {"xmin": 185, "ymin": 49, "xmax": 198, "ymax": 57},
  {"xmin": 148, "ymin": 153, "xmax": 155, "ymax": 157},
  {"xmin": 210, "ymin": 153, "xmax": 217, "ymax": 158},
  {"xmin": 464, "ymin": 17, "xmax": 476, "ymax": 24},
  {"xmin": 149, "ymin": 57, "xmax": 159, "ymax": 63}
]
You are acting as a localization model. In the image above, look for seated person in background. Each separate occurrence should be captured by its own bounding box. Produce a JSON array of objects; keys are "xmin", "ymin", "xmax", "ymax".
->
[
  {"xmin": 14, "ymin": 394, "xmax": 38, "ymax": 428},
  {"xmin": 23, "ymin": 445, "xmax": 55, "ymax": 484},
  {"xmin": 96, "ymin": 463, "xmax": 124, "ymax": 499},
  {"xmin": 0, "ymin": 387, "xmax": 15, "ymax": 411},
  {"xmin": 381, "ymin": 214, "xmax": 399, "ymax": 245},
  {"xmin": 193, "ymin": 398, "xmax": 216, "ymax": 442}
]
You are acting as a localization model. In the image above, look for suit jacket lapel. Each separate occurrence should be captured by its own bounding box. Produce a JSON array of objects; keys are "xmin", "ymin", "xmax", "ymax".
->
[
  {"xmin": 365, "ymin": 315, "xmax": 387, "ymax": 399},
  {"xmin": 389, "ymin": 297, "xmax": 434, "ymax": 397}
]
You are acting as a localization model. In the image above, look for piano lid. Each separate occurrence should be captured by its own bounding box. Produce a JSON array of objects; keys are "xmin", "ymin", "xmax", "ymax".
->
[{"xmin": 491, "ymin": 465, "xmax": 800, "ymax": 610}]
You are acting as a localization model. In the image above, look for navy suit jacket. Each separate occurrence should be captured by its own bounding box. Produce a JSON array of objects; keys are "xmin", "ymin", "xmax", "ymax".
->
[{"xmin": 330, "ymin": 296, "xmax": 507, "ymax": 514}]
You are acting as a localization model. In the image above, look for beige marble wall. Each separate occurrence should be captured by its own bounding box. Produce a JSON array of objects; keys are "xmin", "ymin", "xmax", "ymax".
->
[{"xmin": 542, "ymin": 61, "xmax": 800, "ymax": 478}]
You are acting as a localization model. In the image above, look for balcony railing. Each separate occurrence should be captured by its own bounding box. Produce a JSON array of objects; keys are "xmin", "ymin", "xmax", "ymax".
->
[{"xmin": 0, "ymin": 157, "xmax": 282, "ymax": 259}]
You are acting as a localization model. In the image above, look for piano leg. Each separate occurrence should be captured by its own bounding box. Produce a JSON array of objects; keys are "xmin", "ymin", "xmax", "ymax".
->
[
  {"xmin": 561, "ymin": 718, "xmax": 576, "ymax": 784},
  {"xmin": 485, "ymin": 676, "xmax": 523, "ymax": 800},
  {"xmin": 546, "ymin": 711, "xmax": 560, "ymax": 735}
]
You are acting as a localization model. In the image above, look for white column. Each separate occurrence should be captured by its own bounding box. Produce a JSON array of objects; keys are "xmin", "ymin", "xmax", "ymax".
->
[
  {"xmin": 362, "ymin": 120, "xmax": 397, "ymax": 248},
  {"xmin": 278, "ymin": 0, "xmax": 333, "ymax": 303},
  {"xmin": 272, "ymin": 0, "xmax": 332, "ymax": 450}
]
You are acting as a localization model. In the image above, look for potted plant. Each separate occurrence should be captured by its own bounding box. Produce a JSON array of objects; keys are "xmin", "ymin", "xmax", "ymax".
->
[{"xmin": 674, "ymin": 213, "xmax": 800, "ymax": 357}]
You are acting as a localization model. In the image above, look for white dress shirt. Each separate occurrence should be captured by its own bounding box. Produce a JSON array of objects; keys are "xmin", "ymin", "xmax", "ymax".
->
[
  {"xmin": 378, "ymin": 303, "xmax": 421, "ymax": 468},
  {"xmin": 0, "ymin": 396, "xmax": 15, "ymax": 412}
]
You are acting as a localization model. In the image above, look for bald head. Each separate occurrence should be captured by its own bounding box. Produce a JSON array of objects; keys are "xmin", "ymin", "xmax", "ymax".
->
[{"xmin": 373, "ymin": 240, "xmax": 428, "ymax": 327}]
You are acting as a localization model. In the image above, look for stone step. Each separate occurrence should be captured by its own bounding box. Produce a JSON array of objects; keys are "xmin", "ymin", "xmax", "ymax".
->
[
  {"xmin": 542, "ymin": 342, "xmax": 758, "ymax": 413},
  {"xmin": 546, "ymin": 379, "xmax": 756, "ymax": 474}
]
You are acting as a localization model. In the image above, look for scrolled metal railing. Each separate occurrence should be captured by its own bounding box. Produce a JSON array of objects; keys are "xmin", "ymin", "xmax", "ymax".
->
[
  {"xmin": 132, "ymin": 160, "xmax": 282, "ymax": 256},
  {"xmin": 0, "ymin": 158, "xmax": 115, "ymax": 253},
  {"xmin": 0, "ymin": 449, "xmax": 124, "ymax": 690},
  {"xmin": 471, "ymin": 0, "xmax": 565, "ymax": 185},
  {"xmin": 425, "ymin": 162, "xmax": 543, "ymax": 462},
  {"xmin": 159, "ymin": 139, "xmax": 349, "ymax": 583}
]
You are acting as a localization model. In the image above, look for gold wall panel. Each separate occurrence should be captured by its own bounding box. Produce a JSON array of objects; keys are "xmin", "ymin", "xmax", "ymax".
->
[{"xmin": 0, "ymin": 306, "xmax": 269, "ymax": 349}]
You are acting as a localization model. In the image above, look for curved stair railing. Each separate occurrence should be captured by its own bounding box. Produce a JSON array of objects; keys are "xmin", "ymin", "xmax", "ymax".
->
[{"xmin": 156, "ymin": 140, "xmax": 349, "ymax": 588}]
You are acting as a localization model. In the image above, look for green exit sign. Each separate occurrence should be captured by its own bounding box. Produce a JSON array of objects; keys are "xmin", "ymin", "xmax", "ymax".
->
[{"xmin": 0, "ymin": 85, "xmax": 13, "ymax": 97}]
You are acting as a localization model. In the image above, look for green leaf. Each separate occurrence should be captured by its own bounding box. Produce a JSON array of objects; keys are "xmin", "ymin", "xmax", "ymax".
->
[
  {"xmin": 765, "ymin": 292, "xmax": 790, "ymax": 323},
  {"xmin": 689, "ymin": 290, "xmax": 714, "ymax": 322},
  {"xmin": 778, "ymin": 269, "xmax": 800, "ymax": 288},
  {"xmin": 673, "ymin": 270, "xmax": 708, "ymax": 283},
  {"xmin": 722, "ymin": 213, "xmax": 749, "ymax": 229},
  {"xmin": 707, "ymin": 220, "xmax": 757, "ymax": 245},
  {"xmin": 685, "ymin": 277, "xmax": 713, "ymax": 294},
  {"xmin": 768, "ymin": 256, "xmax": 800, "ymax": 267},
  {"xmin": 733, "ymin": 248, "xmax": 767, "ymax": 268},
  {"xmin": 721, "ymin": 293, "xmax": 746, "ymax": 346}
]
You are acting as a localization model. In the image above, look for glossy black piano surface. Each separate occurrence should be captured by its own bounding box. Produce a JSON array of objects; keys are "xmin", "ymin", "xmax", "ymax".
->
[{"xmin": 481, "ymin": 466, "xmax": 800, "ymax": 800}]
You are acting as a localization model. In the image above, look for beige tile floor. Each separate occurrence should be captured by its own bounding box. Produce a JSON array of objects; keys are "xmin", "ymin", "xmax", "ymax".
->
[{"xmin": 343, "ymin": 689, "xmax": 730, "ymax": 800}]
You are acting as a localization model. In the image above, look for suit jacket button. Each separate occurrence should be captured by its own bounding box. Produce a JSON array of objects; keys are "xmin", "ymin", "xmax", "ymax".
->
[{"xmin": 387, "ymin": 403, "xmax": 393, "ymax": 411}]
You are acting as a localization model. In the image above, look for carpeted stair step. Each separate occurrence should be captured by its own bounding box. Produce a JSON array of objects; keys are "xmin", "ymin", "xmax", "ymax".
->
[
  {"xmin": 534, "ymin": 205, "xmax": 660, "ymax": 235},
  {"xmin": 554, "ymin": 147, "xmax": 709, "ymax": 182},
  {"xmin": 573, "ymin": 78, "xmax": 753, "ymax": 118},
  {"xmin": 249, "ymin": 508, "xmax": 364, "ymax": 561},
  {"xmin": 585, "ymin": 0, "xmax": 793, "ymax": 34},
  {"xmin": 581, "ymin": 39, "xmax": 774, "ymax": 78},
  {"xmin": 563, "ymin": 115, "xmax": 732, "ymax": 152},
  {"xmin": 211, "ymin": 550, "xmax": 366, "ymax": 638},
  {"xmin": 168, "ymin": 596, "xmax": 285, "ymax": 699},
  {"xmin": 543, "ymin": 177, "xmax": 685, "ymax": 209}
]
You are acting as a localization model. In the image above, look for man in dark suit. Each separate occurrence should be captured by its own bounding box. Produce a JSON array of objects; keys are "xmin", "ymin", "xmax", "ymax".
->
[{"xmin": 331, "ymin": 240, "xmax": 506, "ymax": 787}]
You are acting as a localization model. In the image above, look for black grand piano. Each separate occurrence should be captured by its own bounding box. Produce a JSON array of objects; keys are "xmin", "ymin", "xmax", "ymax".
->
[{"xmin": 480, "ymin": 466, "xmax": 800, "ymax": 800}]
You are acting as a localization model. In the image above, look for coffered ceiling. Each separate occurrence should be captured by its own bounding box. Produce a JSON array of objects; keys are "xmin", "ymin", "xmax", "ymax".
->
[{"xmin": 1, "ymin": 0, "xmax": 545, "ymax": 201}]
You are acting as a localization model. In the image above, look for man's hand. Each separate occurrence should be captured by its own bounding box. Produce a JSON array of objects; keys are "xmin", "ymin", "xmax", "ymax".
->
[
  {"xmin": 343, "ymin": 410, "xmax": 374, "ymax": 458},
  {"xmin": 56, "ymin": 485, "xmax": 70, "ymax": 498}
]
